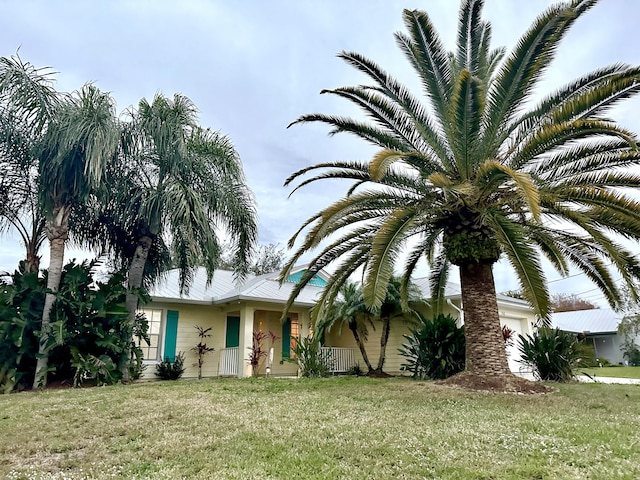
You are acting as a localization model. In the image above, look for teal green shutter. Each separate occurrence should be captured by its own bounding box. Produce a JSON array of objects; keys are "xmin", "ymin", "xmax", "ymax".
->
[
  {"xmin": 164, "ymin": 310, "xmax": 179, "ymax": 362},
  {"xmin": 225, "ymin": 316, "xmax": 240, "ymax": 348},
  {"xmin": 282, "ymin": 318, "xmax": 291, "ymax": 358}
]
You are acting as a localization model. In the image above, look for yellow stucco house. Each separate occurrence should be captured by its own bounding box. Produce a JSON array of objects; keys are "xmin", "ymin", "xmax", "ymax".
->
[{"xmin": 141, "ymin": 266, "xmax": 536, "ymax": 378}]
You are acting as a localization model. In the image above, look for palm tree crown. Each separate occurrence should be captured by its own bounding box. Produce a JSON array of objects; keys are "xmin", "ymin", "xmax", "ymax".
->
[{"xmin": 281, "ymin": 0, "xmax": 640, "ymax": 382}]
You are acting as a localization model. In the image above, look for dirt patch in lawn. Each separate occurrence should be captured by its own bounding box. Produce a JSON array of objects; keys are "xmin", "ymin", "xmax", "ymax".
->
[{"xmin": 440, "ymin": 372, "xmax": 553, "ymax": 394}]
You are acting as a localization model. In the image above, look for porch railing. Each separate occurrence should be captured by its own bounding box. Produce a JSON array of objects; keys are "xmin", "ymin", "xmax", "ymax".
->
[
  {"xmin": 320, "ymin": 347, "xmax": 355, "ymax": 373},
  {"xmin": 219, "ymin": 347, "xmax": 239, "ymax": 376}
]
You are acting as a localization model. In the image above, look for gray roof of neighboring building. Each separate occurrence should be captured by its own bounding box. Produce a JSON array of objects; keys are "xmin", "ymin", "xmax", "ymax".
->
[
  {"xmin": 149, "ymin": 267, "xmax": 323, "ymax": 307},
  {"xmin": 550, "ymin": 308, "xmax": 622, "ymax": 334}
]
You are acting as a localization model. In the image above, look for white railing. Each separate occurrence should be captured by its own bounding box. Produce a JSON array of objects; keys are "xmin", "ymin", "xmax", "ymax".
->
[
  {"xmin": 219, "ymin": 347, "xmax": 239, "ymax": 376},
  {"xmin": 320, "ymin": 347, "xmax": 355, "ymax": 373}
]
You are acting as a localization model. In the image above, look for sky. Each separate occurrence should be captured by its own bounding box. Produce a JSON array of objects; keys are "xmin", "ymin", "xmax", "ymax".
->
[{"xmin": 1, "ymin": 0, "xmax": 640, "ymax": 306}]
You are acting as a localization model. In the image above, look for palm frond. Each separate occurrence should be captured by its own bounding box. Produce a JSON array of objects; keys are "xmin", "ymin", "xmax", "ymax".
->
[
  {"xmin": 396, "ymin": 9, "xmax": 452, "ymax": 129},
  {"xmin": 490, "ymin": 213, "xmax": 550, "ymax": 319},
  {"xmin": 428, "ymin": 252, "xmax": 450, "ymax": 316},
  {"xmin": 483, "ymin": 1, "xmax": 597, "ymax": 158},
  {"xmin": 364, "ymin": 208, "xmax": 420, "ymax": 309}
]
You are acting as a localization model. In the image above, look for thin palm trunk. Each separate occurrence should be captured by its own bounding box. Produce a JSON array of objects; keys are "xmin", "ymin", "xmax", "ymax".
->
[
  {"xmin": 24, "ymin": 218, "xmax": 45, "ymax": 273},
  {"xmin": 459, "ymin": 262, "xmax": 510, "ymax": 376},
  {"xmin": 348, "ymin": 322, "xmax": 373, "ymax": 372},
  {"xmin": 373, "ymin": 316, "xmax": 391, "ymax": 374},
  {"xmin": 120, "ymin": 235, "xmax": 153, "ymax": 381},
  {"xmin": 33, "ymin": 207, "xmax": 69, "ymax": 389}
]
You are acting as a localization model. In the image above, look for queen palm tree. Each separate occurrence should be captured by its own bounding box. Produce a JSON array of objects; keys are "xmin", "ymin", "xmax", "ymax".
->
[
  {"xmin": 1, "ymin": 57, "xmax": 119, "ymax": 388},
  {"xmin": 281, "ymin": 0, "xmax": 640, "ymax": 389},
  {"xmin": 0, "ymin": 55, "xmax": 56, "ymax": 273},
  {"xmin": 33, "ymin": 85, "xmax": 119, "ymax": 388},
  {"xmin": 101, "ymin": 94, "xmax": 257, "ymax": 379}
]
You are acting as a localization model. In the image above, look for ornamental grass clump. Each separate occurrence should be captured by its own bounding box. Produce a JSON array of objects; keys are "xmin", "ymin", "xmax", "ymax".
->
[
  {"xmin": 399, "ymin": 314, "xmax": 465, "ymax": 380},
  {"xmin": 518, "ymin": 328, "xmax": 583, "ymax": 382},
  {"xmin": 289, "ymin": 336, "xmax": 333, "ymax": 377}
]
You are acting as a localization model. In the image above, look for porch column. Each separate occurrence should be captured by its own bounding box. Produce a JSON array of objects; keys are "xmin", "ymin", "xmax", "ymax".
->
[{"xmin": 237, "ymin": 305, "xmax": 255, "ymax": 378}]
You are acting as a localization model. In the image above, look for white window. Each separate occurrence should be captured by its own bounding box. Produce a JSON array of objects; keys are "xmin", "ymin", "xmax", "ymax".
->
[{"xmin": 138, "ymin": 308, "xmax": 163, "ymax": 362}]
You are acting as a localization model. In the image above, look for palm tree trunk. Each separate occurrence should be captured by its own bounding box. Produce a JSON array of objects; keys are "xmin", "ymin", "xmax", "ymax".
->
[
  {"xmin": 33, "ymin": 207, "xmax": 69, "ymax": 389},
  {"xmin": 348, "ymin": 323, "xmax": 373, "ymax": 372},
  {"xmin": 373, "ymin": 316, "xmax": 391, "ymax": 374},
  {"xmin": 120, "ymin": 235, "xmax": 153, "ymax": 381},
  {"xmin": 459, "ymin": 261, "xmax": 510, "ymax": 376},
  {"xmin": 25, "ymin": 249, "xmax": 40, "ymax": 273}
]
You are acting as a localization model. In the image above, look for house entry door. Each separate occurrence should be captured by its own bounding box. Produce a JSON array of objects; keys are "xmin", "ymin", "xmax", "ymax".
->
[{"xmin": 225, "ymin": 316, "xmax": 240, "ymax": 348}]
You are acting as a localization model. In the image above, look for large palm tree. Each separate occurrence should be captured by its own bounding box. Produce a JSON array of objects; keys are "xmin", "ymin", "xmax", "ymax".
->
[
  {"xmin": 102, "ymin": 94, "xmax": 257, "ymax": 379},
  {"xmin": 33, "ymin": 85, "xmax": 119, "ymax": 388},
  {"xmin": 281, "ymin": 0, "xmax": 640, "ymax": 389},
  {"xmin": 1, "ymin": 57, "xmax": 119, "ymax": 388}
]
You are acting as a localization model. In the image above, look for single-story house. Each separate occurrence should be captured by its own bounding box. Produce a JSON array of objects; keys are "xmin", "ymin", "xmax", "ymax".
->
[
  {"xmin": 550, "ymin": 308, "xmax": 627, "ymax": 364},
  {"xmin": 142, "ymin": 266, "xmax": 537, "ymax": 378}
]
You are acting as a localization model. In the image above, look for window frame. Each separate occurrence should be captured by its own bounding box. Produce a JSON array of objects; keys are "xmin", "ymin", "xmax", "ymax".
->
[{"xmin": 137, "ymin": 308, "xmax": 164, "ymax": 363}]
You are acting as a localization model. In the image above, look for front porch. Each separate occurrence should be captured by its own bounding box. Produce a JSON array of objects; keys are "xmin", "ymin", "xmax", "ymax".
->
[{"xmin": 217, "ymin": 346, "xmax": 356, "ymax": 377}]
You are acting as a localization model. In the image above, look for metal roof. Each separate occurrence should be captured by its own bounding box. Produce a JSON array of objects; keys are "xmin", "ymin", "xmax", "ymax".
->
[
  {"xmin": 149, "ymin": 267, "xmax": 323, "ymax": 307},
  {"xmin": 550, "ymin": 308, "xmax": 622, "ymax": 334},
  {"xmin": 150, "ymin": 269, "xmax": 534, "ymax": 312}
]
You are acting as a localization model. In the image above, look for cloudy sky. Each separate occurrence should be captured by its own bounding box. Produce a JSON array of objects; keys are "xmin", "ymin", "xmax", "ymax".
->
[{"xmin": 1, "ymin": 0, "xmax": 639, "ymax": 305}]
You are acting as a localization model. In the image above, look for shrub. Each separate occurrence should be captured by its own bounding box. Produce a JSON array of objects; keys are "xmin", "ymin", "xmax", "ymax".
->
[
  {"xmin": 399, "ymin": 313, "xmax": 465, "ymax": 380},
  {"xmin": 155, "ymin": 352, "xmax": 185, "ymax": 380},
  {"xmin": 518, "ymin": 327, "xmax": 584, "ymax": 382},
  {"xmin": 0, "ymin": 263, "xmax": 43, "ymax": 392},
  {"xmin": 0, "ymin": 260, "xmax": 148, "ymax": 392},
  {"xmin": 288, "ymin": 336, "xmax": 332, "ymax": 377}
]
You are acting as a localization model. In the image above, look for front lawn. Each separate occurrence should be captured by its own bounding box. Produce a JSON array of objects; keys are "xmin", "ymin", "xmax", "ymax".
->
[
  {"xmin": 578, "ymin": 366, "xmax": 640, "ymax": 379},
  {"xmin": 1, "ymin": 377, "xmax": 639, "ymax": 479}
]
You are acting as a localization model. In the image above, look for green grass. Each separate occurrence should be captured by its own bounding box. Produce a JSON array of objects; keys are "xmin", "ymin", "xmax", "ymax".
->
[
  {"xmin": 578, "ymin": 366, "xmax": 640, "ymax": 379},
  {"xmin": 1, "ymin": 377, "xmax": 640, "ymax": 479}
]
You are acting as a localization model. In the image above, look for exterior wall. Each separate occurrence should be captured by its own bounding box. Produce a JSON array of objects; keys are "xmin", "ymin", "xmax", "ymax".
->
[
  {"xmin": 140, "ymin": 302, "xmax": 228, "ymax": 379},
  {"xmin": 323, "ymin": 301, "xmax": 536, "ymax": 375},
  {"xmin": 140, "ymin": 300, "xmax": 312, "ymax": 379}
]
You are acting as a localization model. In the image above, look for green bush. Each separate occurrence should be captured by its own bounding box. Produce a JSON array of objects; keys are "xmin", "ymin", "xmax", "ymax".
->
[
  {"xmin": 288, "ymin": 336, "xmax": 332, "ymax": 377},
  {"xmin": 0, "ymin": 260, "xmax": 148, "ymax": 392},
  {"xmin": 399, "ymin": 313, "xmax": 465, "ymax": 380},
  {"xmin": 155, "ymin": 352, "xmax": 185, "ymax": 380},
  {"xmin": 0, "ymin": 263, "xmax": 43, "ymax": 392},
  {"xmin": 518, "ymin": 327, "xmax": 584, "ymax": 382}
]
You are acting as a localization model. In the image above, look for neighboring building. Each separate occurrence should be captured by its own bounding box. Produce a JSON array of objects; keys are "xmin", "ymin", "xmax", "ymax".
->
[
  {"xmin": 143, "ymin": 266, "xmax": 538, "ymax": 378},
  {"xmin": 550, "ymin": 308, "xmax": 626, "ymax": 364}
]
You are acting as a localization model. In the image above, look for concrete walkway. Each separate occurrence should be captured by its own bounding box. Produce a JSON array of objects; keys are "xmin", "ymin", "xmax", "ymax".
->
[{"xmin": 575, "ymin": 375, "xmax": 640, "ymax": 385}]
